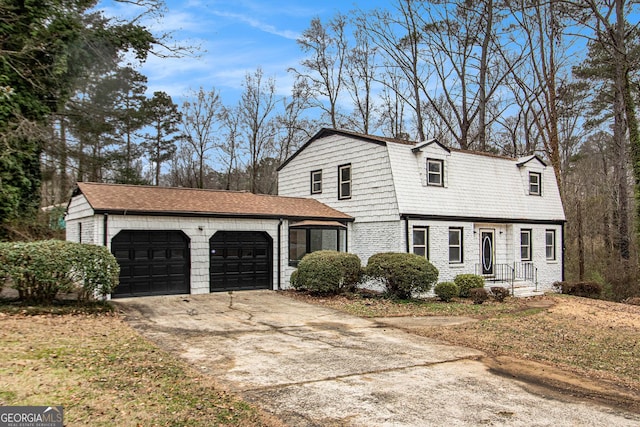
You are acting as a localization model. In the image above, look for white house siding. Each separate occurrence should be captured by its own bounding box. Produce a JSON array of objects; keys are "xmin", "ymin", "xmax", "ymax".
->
[
  {"xmin": 66, "ymin": 194, "xmax": 99, "ymax": 244},
  {"xmin": 105, "ymin": 215, "xmax": 284, "ymax": 295},
  {"xmin": 65, "ymin": 194, "xmax": 291, "ymax": 295},
  {"xmin": 352, "ymin": 220, "xmax": 403, "ymax": 265},
  {"xmin": 278, "ymin": 134, "xmax": 400, "ymax": 222},
  {"xmin": 509, "ymin": 223, "xmax": 563, "ymax": 291},
  {"xmin": 404, "ymin": 220, "xmax": 562, "ymax": 288},
  {"xmin": 279, "ymin": 130, "xmax": 565, "ymax": 290}
]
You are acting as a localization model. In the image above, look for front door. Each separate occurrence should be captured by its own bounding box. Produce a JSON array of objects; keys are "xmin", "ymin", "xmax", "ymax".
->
[{"xmin": 480, "ymin": 230, "xmax": 494, "ymax": 275}]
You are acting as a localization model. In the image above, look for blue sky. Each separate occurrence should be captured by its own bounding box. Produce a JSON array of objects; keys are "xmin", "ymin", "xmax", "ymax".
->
[{"xmin": 99, "ymin": 0, "xmax": 390, "ymax": 105}]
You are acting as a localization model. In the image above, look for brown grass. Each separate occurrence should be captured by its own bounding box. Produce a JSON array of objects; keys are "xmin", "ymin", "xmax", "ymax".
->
[{"xmin": 0, "ymin": 312, "xmax": 282, "ymax": 427}]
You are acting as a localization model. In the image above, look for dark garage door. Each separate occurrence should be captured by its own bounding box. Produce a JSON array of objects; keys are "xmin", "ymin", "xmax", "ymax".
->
[
  {"xmin": 210, "ymin": 231, "xmax": 272, "ymax": 292},
  {"xmin": 111, "ymin": 230, "xmax": 190, "ymax": 298}
]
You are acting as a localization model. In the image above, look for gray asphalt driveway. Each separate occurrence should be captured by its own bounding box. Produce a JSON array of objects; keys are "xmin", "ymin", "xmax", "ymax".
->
[{"xmin": 115, "ymin": 291, "xmax": 640, "ymax": 426}]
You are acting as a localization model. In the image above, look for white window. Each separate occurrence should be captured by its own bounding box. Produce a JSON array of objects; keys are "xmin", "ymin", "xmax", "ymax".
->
[
  {"xmin": 520, "ymin": 229, "xmax": 532, "ymax": 261},
  {"xmin": 545, "ymin": 229, "xmax": 556, "ymax": 261},
  {"xmin": 427, "ymin": 159, "xmax": 444, "ymax": 186},
  {"xmin": 449, "ymin": 227, "xmax": 463, "ymax": 263},
  {"xmin": 529, "ymin": 172, "xmax": 541, "ymax": 195},
  {"xmin": 412, "ymin": 227, "xmax": 429, "ymax": 259},
  {"xmin": 338, "ymin": 164, "xmax": 351, "ymax": 199},
  {"xmin": 310, "ymin": 170, "xmax": 322, "ymax": 194}
]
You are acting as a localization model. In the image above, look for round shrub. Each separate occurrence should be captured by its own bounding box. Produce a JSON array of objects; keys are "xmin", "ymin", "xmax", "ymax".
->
[
  {"xmin": 365, "ymin": 252, "xmax": 438, "ymax": 299},
  {"xmin": 434, "ymin": 282, "xmax": 459, "ymax": 302},
  {"xmin": 469, "ymin": 287, "xmax": 489, "ymax": 304},
  {"xmin": 490, "ymin": 286, "xmax": 510, "ymax": 302},
  {"xmin": 454, "ymin": 274, "xmax": 485, "ymax": 298},
  {"xmin": 291, "ymin": 250, "xmax": 362, "ymax": 294}
]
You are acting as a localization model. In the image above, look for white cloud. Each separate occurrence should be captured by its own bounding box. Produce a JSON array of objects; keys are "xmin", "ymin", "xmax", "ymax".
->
[{"xmin": 210, "ymin": 10, "xmax": 300, "ymax": 40}]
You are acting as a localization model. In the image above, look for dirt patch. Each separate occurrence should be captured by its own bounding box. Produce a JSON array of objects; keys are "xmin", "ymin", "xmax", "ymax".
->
[
  {"xmin": 484, "ymin": 356, "xmax": 640, "ymax": 414},
  {"xmin": 373, "ymin": 315, "xmax": 478, "ymax": 329}
]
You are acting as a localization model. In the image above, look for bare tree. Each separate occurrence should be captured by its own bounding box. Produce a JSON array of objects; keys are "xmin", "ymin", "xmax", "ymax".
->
[
  {"xmin": 357, "ymin": 1, "xmax": 428, "ymax": 141},
  {"xmin": 290, "ymin": 14, "xmax": 348, "ymax": 129},
  {"xmin": 376, "ymin": 68, "xmax": 409, "ymax": 139},
  {"xmin": 218, "ymin": 105, "xmax": 243, "ymax": 191},
  {"xmin": 181, "ymin": 87, "xmax": 222, "ymax": 188},
  {"xmin": 418, "ymin": 0, "xmax": 519, "ymax": 150},
  {"xmin": 506, "ymin": 0, "xmax": 572, "ymax": 189},
  {"xmin": 343, "ymin": 24, "xmax": 378, "ymax": 134},
  {"xmin": 275, "ymin": 80, "xmax": 315, "ymax": 165},
  {"xmin": 238, "ymin": 68, "xmax": 278, "ymax": 194}
]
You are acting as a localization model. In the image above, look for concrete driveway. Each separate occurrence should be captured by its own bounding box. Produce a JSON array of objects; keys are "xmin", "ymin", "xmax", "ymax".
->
[{"xmin": 115, "ymin": 291, "xmax": 640, "ymax": 426}]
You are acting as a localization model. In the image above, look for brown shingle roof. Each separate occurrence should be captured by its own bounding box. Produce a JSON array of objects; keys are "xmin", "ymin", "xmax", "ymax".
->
[{"xmin": 74, "ymin": 182, "xmax": 352, "ymax": 221}]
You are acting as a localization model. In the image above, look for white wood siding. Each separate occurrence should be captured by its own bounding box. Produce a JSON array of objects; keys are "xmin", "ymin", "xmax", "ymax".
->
[
  {"xmin": 65, "ymin": 195, "xmax": 99, "ymax": 244},
  {"xmin": 278, "ymin": 134, "xmax": 400, "ymax": 222}
]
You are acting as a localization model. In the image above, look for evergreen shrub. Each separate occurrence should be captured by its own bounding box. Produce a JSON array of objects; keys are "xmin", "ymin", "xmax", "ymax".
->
[
  {"xmin": 365, "ymin": 252, "xmax": 438, "ymax": 299},
  {"xmin": 454, "ymin": 274, "xmax": 485, "ymax": 298},
  {"xmin": 290, "ymin": 250, "xmax": 362, "ymax": 294}
]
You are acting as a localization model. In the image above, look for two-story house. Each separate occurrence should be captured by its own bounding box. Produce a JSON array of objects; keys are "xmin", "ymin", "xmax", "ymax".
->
[{"xmin": 278, "ymin": 128, "xmax": 566, "ymax": 292}]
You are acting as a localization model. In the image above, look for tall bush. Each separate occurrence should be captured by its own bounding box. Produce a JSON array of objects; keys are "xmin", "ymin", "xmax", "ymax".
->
[
  {"xmin": 0, "ymin": 240, "xmax": 120, "ymax": 303},
  {"xmin": 454, "ymin": 274, "xmax": 485, "ymax": 298},
  {"xmin": 365, "ymin": 252, "xmax": 438, "ymax": 299},
  {"xmin": 291, "ymin": 250, "xmax": 362, "ymax": 294}
]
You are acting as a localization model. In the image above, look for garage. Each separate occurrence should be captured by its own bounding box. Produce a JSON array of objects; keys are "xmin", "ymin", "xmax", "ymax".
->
[
  {"xmin": 65, "ymin": 182, "xmax": 352, "ymax": 297},
  {"xmin": 111, "ymin": 230, "xmax": 190, "ymax": 298},
  {"xmin": 210, "ymin": 231, "xmax": 272, "ymax": 291}
]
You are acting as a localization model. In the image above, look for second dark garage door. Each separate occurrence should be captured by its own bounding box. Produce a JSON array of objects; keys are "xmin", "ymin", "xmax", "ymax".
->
[{"xmin": 209, "ymin": 231, "xmax": 272, "ymax": 292}]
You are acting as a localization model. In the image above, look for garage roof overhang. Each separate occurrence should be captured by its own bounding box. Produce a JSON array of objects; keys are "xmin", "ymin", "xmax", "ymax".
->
[
  {"xmin": 289, "ymin": 220, "xmax": 348, "ymax": 228},
  {"xmin": 92, "ymin": 208, "xmax": 354, "ymax": 223}
]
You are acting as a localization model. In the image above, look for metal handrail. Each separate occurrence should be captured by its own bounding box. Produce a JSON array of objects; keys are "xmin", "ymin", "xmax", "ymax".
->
[
  {"xmin": 514, "ymin": 262, "xmax": 538, "ymax": 290},
  {"xmin": 474, "ymin": 262, "xmax": 539, "ymax": 295}
]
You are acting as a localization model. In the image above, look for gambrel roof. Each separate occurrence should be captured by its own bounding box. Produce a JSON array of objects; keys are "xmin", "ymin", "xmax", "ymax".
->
[{"xmin": 279, "ymin": 128, "xmax": 565, "ymax": 223}]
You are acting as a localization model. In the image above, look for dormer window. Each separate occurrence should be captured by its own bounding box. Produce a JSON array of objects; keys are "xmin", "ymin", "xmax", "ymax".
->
[
  {"xmin": 529, "ymin": 172, "xmax": 541, "ymax": 195},
  {"xmin": 427, "ymin": 159, "xmax": 444, "ymax": 186}
]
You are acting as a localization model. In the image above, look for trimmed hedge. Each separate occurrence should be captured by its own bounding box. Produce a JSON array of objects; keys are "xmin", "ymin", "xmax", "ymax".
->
[
  {"xmin": 0, "ymin": 240, "xmax": 120, "ymax": 303},
  {"xmin": 365, "ymin": 252, "xmax": 438, "ymax": 299},
  {"xmin": 434, "ymin": 282, "xmax": 459, "ymax": 302},
  {"xmin": 454, "ymin": 274, "xmax": 485, "ymax": 298},
  {"xmin": 290, "ymin": 250, "xmax": 362, "ymax": 294}
]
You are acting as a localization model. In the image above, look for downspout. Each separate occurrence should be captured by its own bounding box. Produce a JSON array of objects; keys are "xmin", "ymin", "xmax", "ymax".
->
[
  {"xmin": 403, "ymin": 215, "xmax": 410, "ymax": 253},
  {"xmin": 561, "ymin": 222, "xmax": 565, "ymax": 282},
  {"xmin": 277, "ymin": 218, "xmax": 283, "ymax": 290},
  {"xmin": 103, "ymin": 213, "xmax": 109, "ymax": 247}
]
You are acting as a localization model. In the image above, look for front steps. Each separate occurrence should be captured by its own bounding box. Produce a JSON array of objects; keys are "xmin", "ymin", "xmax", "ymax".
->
[{"xmin": 484, "ymin": 280, "xmax": 547, "ymax": 298}]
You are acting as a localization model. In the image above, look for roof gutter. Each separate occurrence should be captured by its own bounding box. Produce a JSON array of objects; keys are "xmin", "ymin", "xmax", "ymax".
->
[
  {"xmin": 399, "ymin": 213, "xmax": 566, "ymax": 225},
  {"xmin": 91, "ymin": 208, "xmax": 354, "ymax": 223}
]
